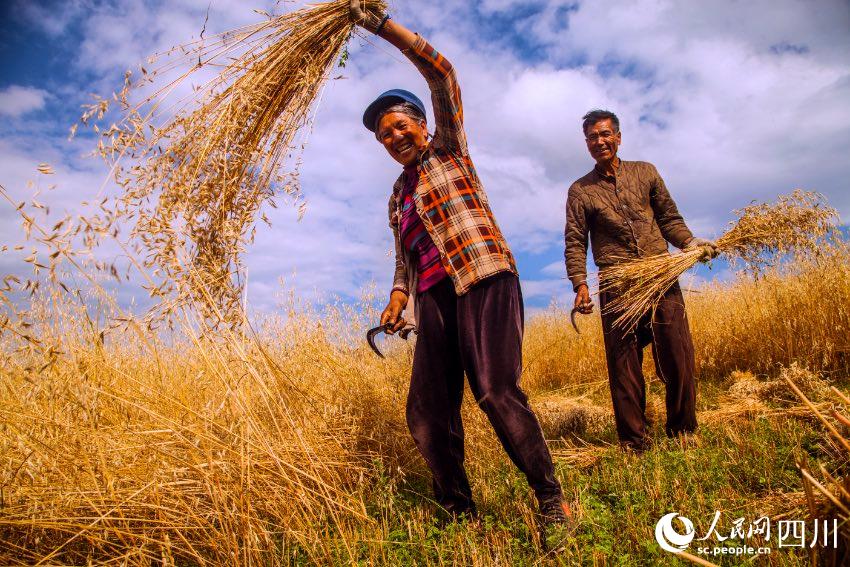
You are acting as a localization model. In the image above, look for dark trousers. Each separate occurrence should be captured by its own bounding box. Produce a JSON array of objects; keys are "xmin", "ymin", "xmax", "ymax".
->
[
  {"xmin": 599, "ymin": 281, "xmax": 698, "ymax": 448},
  {"xmin": 408, "ymin": 273, "xmax": 561, "ymax": 513}
]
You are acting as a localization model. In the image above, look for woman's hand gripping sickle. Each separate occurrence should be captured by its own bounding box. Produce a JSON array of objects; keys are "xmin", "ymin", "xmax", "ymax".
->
[
  {"xmin": 367, "ymin": 290, "xmax": 413, "ymax": 358},
  {"xmin": 380, "ymin": 289, "xmax": 409, "ymax": 335}
]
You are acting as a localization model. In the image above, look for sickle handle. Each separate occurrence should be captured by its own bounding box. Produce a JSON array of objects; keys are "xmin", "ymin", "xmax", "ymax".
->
[{"xmin": 398, "ymin": 324, "xmax": 417, "ymax": 340}]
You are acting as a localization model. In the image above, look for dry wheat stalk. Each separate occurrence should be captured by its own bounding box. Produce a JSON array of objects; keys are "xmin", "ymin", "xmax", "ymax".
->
[
  {"xmin": 599, "ymin": 190, "xmax": 837, "ymax": 331},
  {"xmin": 76, "ymin": 0, "xmax": 386, "ymax": 328},
  {"xmin": 785, "ymin": 379, "xmax": 850, "ymax": 566}
]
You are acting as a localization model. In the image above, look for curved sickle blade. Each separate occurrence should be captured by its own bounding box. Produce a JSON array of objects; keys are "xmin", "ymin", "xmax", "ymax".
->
[
  {"xmin": 366, "ymin": 324, "xmax": 389, "ymax": 358},
  {"xmin": 570, "ymin": 307, "xmax": 581, "ymax": 334}
]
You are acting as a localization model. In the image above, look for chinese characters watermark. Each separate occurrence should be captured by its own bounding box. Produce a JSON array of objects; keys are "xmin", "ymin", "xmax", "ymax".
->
[{"xmin": 655, "ymin": 511, "xmax": 840, "ymax": 558}]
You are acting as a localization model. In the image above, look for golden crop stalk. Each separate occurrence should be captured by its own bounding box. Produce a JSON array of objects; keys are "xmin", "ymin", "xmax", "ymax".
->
[
  {"xmin": 80, "ymin": 0, "xmax": 386, "ymax": 328},
  {"xmin": 598, "ymin": 190, "xmax": 837, "ymax": 332}
]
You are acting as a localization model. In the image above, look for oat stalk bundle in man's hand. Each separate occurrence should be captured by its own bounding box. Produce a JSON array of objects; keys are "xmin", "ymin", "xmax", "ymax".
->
[{"xmin": 599, "ymin": 190, "xmax": 837, "ymax": 332}]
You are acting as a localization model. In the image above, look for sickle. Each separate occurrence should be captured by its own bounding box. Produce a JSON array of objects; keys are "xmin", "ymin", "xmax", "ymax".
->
[
  {"xmin": 366, "ymin": 324, "xmax": 391, "ymax": 358},
  {"xmin": 366, "ymin": 323, "xmax": 418, "ymax": 358},
  {"xmin": 570, "ymin": 307, "xmax": 581, "ymax": 334}
]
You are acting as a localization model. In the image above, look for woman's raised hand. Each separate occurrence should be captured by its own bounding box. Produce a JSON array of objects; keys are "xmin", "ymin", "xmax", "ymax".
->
[{"xmin": 349, "ymin": 0, "xmax": 386, "ymax": 34}]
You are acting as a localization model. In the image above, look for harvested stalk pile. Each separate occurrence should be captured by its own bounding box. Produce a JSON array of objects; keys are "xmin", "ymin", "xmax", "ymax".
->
[
  {"xmin": 599, "ymin": 190, "xmax": 836, "ymax": 331},
  {"xmin": 83, "ymin": 0, "xmax": 386, "ymax": 327}
]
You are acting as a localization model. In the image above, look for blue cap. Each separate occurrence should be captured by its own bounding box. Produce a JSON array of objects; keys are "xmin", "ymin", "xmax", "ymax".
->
[{"xmin": 362, "ymin": 89, "xmax": 427, "ymax": 132}]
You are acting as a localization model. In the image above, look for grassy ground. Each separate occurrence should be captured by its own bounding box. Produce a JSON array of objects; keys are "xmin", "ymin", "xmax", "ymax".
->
[
  {"xmin": 1, "ymin": 245, "xmax": 848, "ymax": 565},
  {"xmin": 285, "ymin": 365, "xmax": 841, "ymax": 566}
]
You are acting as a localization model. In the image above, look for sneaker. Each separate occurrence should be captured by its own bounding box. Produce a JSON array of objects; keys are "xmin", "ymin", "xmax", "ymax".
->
[
  {"xmin": 621, "ymin": 436, "xmax": 653, "ymax": 454},
  {"xmin": 673, "ymin": 430, "xmax": 701, "ymax": 449},
  {"xmin": 537, "ymin": 496, "xmax": 576, "ymax": 551},
  {"xmin": 539, "ymin": 497, "xmax": 571, "ymax": 523}
]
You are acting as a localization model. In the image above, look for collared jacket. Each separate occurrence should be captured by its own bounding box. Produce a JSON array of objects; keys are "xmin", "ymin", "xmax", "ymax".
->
[
  {"xmin": 387, "ymin": 35, "xmax": 516, "ymax": 304},
  {"xmin": 565, "ymin": 160, "xmax": 694, "ymax": 291}
]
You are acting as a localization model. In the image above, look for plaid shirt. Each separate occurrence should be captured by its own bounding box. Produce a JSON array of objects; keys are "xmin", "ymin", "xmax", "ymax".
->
[{"xmin": 387, "ymin": 35, "xmax": 517, "ymax": 298}]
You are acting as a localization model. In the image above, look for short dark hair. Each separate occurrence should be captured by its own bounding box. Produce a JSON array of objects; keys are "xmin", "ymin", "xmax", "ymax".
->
[
  {"xmin": 582, "ymin": 109, "xmax": 619, "ymax": 135},
  {"xmin": 374, "ymin": 102, "xmax": 426, "ymax": 136}
]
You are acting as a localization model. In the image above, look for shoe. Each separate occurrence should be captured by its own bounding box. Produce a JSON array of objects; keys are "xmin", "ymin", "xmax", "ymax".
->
[
  {"xmin": 672, "ymin": 430, "xmax": 701, "ymax": 449},
  {"xmin": 537, "ymin": 496, "xmax": 576, "ymax": 551},
  {"xmin": 621, "ymin": 436, "xmax": 653, "ymax": 454}
]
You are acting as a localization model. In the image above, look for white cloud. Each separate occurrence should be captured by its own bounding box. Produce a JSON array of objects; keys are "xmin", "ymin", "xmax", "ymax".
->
[
  {"xmin": 527, "ymin": 0, "xmax": 850, "ymax": 217},
  {"xmin": 520, "ymin": 278, "xmax": 566, "ymax": 301},
  {"xmin": 478, "ymin": 0, "xmax": 538, "ymax": 14},
  {"xmin": 540, "ymin": 261, "xmax": 566, "ymax": 277},
  {"xmin": 0, "ymin": 86, "xmax": 49, "ymax": 117}
]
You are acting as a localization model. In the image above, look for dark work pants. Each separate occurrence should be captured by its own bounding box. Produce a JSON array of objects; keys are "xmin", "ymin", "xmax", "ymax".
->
[
  {"xmin": 599, "ymin": 281, "xmax": 698, "ymax": 448},
  {"xmin": 408, "ymin": 273, "xmax": 561, "ymax": 513}
]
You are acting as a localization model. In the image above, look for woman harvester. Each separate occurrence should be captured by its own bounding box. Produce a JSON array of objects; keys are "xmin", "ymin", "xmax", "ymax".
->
[{"xmin": 349, "ymin": 1, "xmax": 572, "ymax": 532}]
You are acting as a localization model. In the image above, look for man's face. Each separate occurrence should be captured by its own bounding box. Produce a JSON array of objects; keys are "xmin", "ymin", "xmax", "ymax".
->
[
  {"xmin": 376, "ymin": 111, "xmax": 429, "ymax": 166},
  {"xmin": 584, "ymin": 118, "xmax": 621, "ymax": 164}
]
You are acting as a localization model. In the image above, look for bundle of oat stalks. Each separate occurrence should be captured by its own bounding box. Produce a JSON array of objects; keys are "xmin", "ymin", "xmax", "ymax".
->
[
  {"xmin": 83, "ymin": 0, "xmax": 385, "ymax": 327},
  {"xmin": 599, "ymin": 190, "xmax": 836, "ymax": 331}
]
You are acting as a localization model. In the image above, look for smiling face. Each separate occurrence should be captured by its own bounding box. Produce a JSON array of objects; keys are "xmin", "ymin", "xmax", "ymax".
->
[
  {"xmin": 376, "ymin": 111, "xmax": 429, "ymax": 166},
  {"xmin": 584, "ymin": 118, "xmax": 622, "ymax": 164}
]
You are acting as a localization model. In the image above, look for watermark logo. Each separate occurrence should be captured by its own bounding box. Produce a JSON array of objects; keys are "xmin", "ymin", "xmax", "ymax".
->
[
  {"xmin": 654, "ymin": 512, "xmax": 696, "ymax": 554},
  {"xmin": 655, "ymin": 511, "xmax": 839, "ymax": 558}
]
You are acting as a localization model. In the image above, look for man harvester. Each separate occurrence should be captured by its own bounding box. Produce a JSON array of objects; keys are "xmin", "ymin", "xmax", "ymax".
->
[
  {"xmin": 349, "ymin": 0, "xmax": 573, "ymax": 539},
  {"xmin": 565, "ymin": 109, "xmax": 718, "ymax": 452}
]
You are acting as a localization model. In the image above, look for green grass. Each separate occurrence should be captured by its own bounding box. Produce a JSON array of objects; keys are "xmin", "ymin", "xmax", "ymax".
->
[{"xmin": 298, "ymin": 376, "xmax": 843, "ymax": 566}]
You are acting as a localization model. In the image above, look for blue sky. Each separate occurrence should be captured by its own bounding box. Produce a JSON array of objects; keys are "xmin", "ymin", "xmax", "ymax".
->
[{"xmin": 1, "ymin": 0, "xmax": 849, "ymax": 316}]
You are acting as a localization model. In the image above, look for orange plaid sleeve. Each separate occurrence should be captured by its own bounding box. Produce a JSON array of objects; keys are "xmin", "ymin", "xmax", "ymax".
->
[{"xmin": 403, "ymin": 35, "xmax": 468, "ymax": 155}]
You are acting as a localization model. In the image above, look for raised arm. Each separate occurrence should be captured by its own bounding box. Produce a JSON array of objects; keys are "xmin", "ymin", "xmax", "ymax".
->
[{"xmin": 351, "ymin": 2, "xmax": 467, "ymax": 153}]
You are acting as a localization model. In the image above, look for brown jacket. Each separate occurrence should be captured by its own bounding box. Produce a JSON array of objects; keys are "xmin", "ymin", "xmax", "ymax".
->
[{"xmin": 565, "ymin": 160, "xmax": 694, "ymax": 291}]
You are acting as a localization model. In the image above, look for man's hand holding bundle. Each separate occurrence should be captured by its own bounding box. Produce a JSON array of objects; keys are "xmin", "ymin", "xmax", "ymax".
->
[
  {"xmin": 684, "ymin": 237, "xmax": 719, "ymax": 262},
  {"xmin": 350, "ymin": 0, "xmax": 389, "ymax": 34}
]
